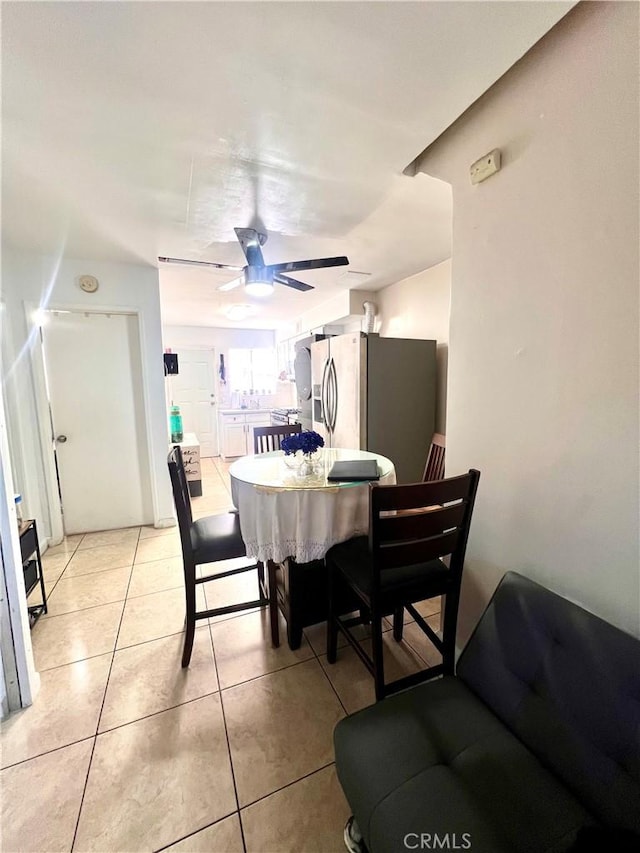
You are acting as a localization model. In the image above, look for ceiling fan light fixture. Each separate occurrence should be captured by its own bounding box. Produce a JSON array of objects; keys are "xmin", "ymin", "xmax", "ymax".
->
[
  {"xmin": 244, "ymin": 280, "xmax": 274, "ymax": 297},
  {"xmin": 160, "ymin": 229, "xmax": 349, "ymax": 296},
  {"xmin": 244, "ymin": 265, "xmax": 274, "ymax": 297}
]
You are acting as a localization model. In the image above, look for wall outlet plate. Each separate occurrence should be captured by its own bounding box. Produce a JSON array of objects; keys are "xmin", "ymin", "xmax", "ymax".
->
[{"xmin": 470, "ymin": 149, "xmax": 501, "ymax": 185}]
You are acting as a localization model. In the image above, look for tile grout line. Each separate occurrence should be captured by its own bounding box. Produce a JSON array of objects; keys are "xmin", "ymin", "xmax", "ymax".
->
[
  {"xmin": 32, "ymin": 646, "xmax": 122, "ymax": 675},
  {"xmin": 240, "ymin": 759, "xmax": 337, "ymax": 812},
  {"xmin": 69, "ymin": 527, "xmax": 141, "ymax": 852},
  {"xmin": 207, "ymin": 619, "xmax": 248, "ymax": 853},
  {"xmin": 304, "ymin": 620, "xmax": 365, "ymax": 715},
  {"xmin": 46, "ymin": 562, "xmax": 135, "ymax": 589},
  {"xmin": 217, "ymin": 655, "xmax": 312, "ymax": 695},
  {"xmin": 2, "ymin": 686, "xmax": 227, "ymax": 772},
  {"xmin": 47, "ymin": 527, "xmax": 142, "ymax": 555},
  {"xmin": 94, "ymin": 687, "xmax": 221, "ymax": 738},
  {"xmin": 37, "ymin": 597, "xmax": 283, "ymax": 669},
  {"xmin": 303, "ymin": 627, "xmax": 350, "ymax": 717},
  {"xmin": 153, "ymin": 811, "xmax": 239, "ymax": 853},
  {"xmin": 40, "ymin": 543, "xmax": 77, "ymax": 591},
  {"xmin": 42, "ymin": 593, "xmax": 130, "ymax": 620},
  {"xmin": 208, "ymin": 642, "xmax": 342, "ymax": 829},
  {"xmin": 0, "ymin": 733, "xmax": 97, "ymax": 773},
  {"xmin": 36, "ymin": 596, "xmax": 129, "ymax": 621}
]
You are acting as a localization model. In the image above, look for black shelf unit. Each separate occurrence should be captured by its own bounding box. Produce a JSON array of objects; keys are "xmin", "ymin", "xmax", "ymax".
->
[{"xmin": 19, "ymin": 519, "xmax": 47, "ymax": 626}]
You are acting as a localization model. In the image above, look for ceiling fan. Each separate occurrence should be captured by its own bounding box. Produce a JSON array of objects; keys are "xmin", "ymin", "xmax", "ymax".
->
[{"xmin": 158, "ymin": 228, "xmax": 349, "ymax": 297}]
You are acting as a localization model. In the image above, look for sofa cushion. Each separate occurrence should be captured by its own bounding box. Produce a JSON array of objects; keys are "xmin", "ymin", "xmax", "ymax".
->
[
  {"xmin": 334, "ymin": 677, "xmax": 594, "ymax": 853},
  {"xmin": 457, "ymin": 572, "xmax": 640, "ymax": 834}
]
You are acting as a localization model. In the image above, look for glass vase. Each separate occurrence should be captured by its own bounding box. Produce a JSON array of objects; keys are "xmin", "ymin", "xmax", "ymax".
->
[{"xmin": 298, "ymin": 454, "xmax": 316, "ymax": 477}]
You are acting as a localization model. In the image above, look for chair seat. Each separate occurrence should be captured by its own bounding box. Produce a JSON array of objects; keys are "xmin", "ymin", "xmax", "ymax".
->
[
  {"xmin": 190, "ymin": 512, "xmax": 247, "ymax": 564},
  {"xmin": 328, "ymin": 535, "xmax": 450, "ymax": 605}
]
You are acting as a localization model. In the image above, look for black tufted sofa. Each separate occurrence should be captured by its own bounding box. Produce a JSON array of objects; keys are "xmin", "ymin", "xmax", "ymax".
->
[{"xmin": 334, "ymin": 571, "xmax": 640, "ymax": 853}]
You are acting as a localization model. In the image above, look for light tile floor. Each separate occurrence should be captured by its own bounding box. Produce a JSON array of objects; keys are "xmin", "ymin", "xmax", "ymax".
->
[{"xmin": 5, "ymin": 457, "xmax": 442, "ymax": 852}]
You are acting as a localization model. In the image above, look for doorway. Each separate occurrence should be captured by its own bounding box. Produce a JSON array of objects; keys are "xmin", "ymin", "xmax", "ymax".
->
[
  {"xmin": 167, "ymin": 349, "xmax": 218, "ymax": 457},
  {"xmin": 42, "ymin": 311, "xmax": 153, "ymax": 534}
]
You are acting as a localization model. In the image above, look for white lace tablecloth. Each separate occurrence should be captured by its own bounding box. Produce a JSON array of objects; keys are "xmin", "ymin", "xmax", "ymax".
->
[{"xmin": 229, "ymin": 449, "xmax": 396, "ymax": 564}]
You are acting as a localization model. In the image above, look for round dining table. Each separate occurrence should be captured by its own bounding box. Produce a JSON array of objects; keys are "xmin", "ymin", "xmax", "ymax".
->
[{"xmin": 229, "ymin": 448, "xmax": 396, "ymax": 564}]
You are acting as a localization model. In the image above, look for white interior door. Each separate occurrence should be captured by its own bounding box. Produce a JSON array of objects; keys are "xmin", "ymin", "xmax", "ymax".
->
[
  {"xmin": 43, "ymin": 312, "xmax": 152, "ymax": 534},
  {"xmin": 168, "ymin": 349, "xmax": 218, "ymax": 457}
]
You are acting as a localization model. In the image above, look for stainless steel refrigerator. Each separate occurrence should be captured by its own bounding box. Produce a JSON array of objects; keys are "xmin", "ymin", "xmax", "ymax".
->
[{"xmin": 311, "ymin": 333, "xmax": 437, "ymax": 483}]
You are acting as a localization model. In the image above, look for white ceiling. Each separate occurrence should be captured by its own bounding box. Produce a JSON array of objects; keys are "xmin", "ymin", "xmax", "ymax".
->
[{"xmin": 2, "ymin": 1, "xmax": 574, "ymax": 330}]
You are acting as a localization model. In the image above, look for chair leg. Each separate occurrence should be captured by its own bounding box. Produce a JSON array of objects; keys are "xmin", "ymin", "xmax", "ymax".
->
[
  {"xmin": 442, "ymin": 590, "xmax": 460, "ymax": 675},
  {"xmin": 327, "ymin": 560, "xmax": 339, "ymax": 664},
  {"xmin": 257, "ymin": 560, "xmax": 265, "ymax": 598},
  {"xmin": 393, "ymin": 607, "xmax": 404, "ymax": 641},
  {"xmin": 287, "ymin": 621, "xmax": 304, "ymax": 651},
  {"xmin": 371, "ymin": 609, "xmax": 385, "ymax": 701},
  {"xmin": 267, "ymin": 561, "xmax": 280, "ymax": 648},
  {"xmin": 182, "ymin": 560, "xmax": 197, "ymax": 668}
]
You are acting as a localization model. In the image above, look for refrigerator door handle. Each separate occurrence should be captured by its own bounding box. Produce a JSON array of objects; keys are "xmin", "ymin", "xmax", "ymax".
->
[
  {"xmin": 326, "ymin": 358, "xmax": 334, "ymax": 434},
  {"xmin": 329, "ymin": 358, "xmax": 338, "ymax": 433},
  {"xmin": 321, "ymin": 358, "xmax": 330, "ymax": 428}
]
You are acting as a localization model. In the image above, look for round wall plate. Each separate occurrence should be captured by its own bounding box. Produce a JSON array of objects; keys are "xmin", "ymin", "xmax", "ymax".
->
[{"xmin": 79, "ymin": 274, "xmax": 99, "ymax": 293}]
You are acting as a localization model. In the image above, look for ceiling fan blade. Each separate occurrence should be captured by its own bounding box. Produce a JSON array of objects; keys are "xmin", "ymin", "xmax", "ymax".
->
[
  {"xmin": 268, "ymin": 256, "xmax": 349, "ymax": 274},
  {"xmin": 217, "ymin": 275, "xmax": 244, "ymax": 292},
  {"xmin": 234, "ymin": 227, "xmax": 266, "ymax": 267},
  {"xmin": 274, "ymin": 274, "xmax": 314, "ymax": 292},
  {"xmin": 158, "ymin": 256, "xmax": 243, "ymax": 271}
]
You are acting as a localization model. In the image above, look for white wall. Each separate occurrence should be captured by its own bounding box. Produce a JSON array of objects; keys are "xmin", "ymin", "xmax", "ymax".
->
[
  {"xmin": 0, "ymin": 648, "xmax": 7, "ymax": 719},
  {"xmin": 376, "ymin": 259, "xmax": 451, "ymax": 432},
  {"xmin": 162, "ymin": 325, "xmax": 274, "ymax": 351},
  {"xmin": 415, "ymin": 1, "xmax": 639, "ymax": 639},
  {"xmin": 288, "ymin": 290, "xmax": 377, "ymax": 338},
  {"xmin": 1, "ymin": 251, "xmax": 175, "ymax": 541}
]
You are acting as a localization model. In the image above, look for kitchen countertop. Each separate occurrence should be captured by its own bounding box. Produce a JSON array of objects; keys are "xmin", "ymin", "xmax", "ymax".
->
[{"xmin": 219, "ymin": 408, "xmax": 273, "ymax": 415}]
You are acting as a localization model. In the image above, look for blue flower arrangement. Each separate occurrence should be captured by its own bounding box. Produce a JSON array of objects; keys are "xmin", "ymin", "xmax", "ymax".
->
[{"xmin": 280, "ymin": 430, "xmax": 325, "ymax": 456}]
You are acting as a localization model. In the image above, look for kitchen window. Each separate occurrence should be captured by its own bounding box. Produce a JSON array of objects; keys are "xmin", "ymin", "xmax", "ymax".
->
[{"xmin": 228, "ymin": 348, "xmax": 277, "ymax": 393}]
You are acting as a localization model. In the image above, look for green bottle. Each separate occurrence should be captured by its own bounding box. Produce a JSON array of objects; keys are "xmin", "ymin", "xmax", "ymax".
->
[{"xmin": 170, "ymin": 405, "xmax": 183, "ymax": 443}]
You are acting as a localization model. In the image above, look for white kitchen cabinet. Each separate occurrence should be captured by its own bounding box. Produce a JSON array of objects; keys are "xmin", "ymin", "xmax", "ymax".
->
[
  {"xmin": 220, "ymin": 411, "xmax": 271, "ymax": 459},
  {"xmin": 223, "ymin": 423, "xmax": 248, "ymax": 458}
]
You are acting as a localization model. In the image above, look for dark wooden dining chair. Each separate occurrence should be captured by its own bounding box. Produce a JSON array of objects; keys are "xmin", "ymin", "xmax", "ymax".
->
[
  {"xmin": 423, "ymin": 432, "xmax": 446, "ymax": 481},
  {"xmin": 388, "ymin": 432, "xmax": 446, "ymax": 632},
  {"xmin": 326, "ymin": 469, "xmax": 480, "ymax": 700},
  {"xmin": 250, "ymin": 425, "xmax": 303, "ymax": 646},
  {"xmin": 253, "ymin": 423, "xmax": 301, "ymax": 454},
  {"xmin": 168, "ymin": 445, "xmax": 274, "ymax": 666}
]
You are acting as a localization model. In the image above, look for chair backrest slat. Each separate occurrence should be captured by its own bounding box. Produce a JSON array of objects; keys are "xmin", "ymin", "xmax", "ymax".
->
[
  {"xmin": 423, "ymin": 433, "xmax": 446, "ymax": 481},
  {"xmin": 372, "ymin": 473, "xmax": 473, "ymax": 512},
  {"xmin": 380, "ymin": 530, "xmax": 460, "ymax": 569},
  {"xmin": 369, "ymin": 469, "xmax": 480, "ymax": 581},
  {"xmin": 378, "ymin": 502, "xmax": 466, "ymax": 542},
  {"xmin": 253, "ymin": 423, "xmax": 302, "ymax": 454},
  {"xmin": 167, "ymin": 445, "xmax": 193, "ymax": 558}
]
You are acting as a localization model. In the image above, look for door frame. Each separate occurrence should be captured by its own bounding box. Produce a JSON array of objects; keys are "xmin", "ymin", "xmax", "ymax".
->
[
  {"xmin": 0, "ymin": 379, "xmax": 40, "ymax": 714},
  {"xmin": 27, "ymin": 301, "xmax": 157, "ymax": 543},
  {"xmin": 167, "ymin": 346, "xmax": 219, "ymax": 457}
]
